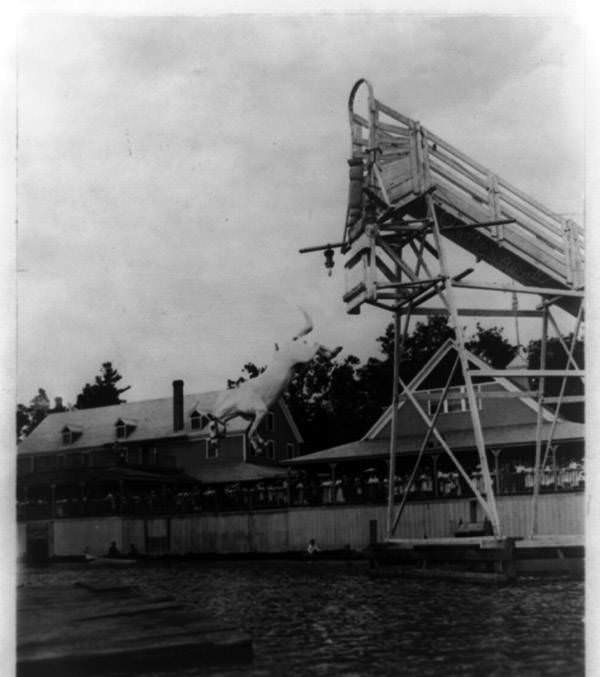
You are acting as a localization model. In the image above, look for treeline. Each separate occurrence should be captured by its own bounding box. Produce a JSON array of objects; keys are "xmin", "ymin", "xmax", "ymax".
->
[
  {"xmin": 229, "ymin": 315, "xmax": 584, "ymax": 453},
  {"xmin": 16, "ymin": 362, "xmax": 130, "ymax": 440},
  {"xmin": 17, "ymin": 316, "xmax": 584, "ymax": 449}
]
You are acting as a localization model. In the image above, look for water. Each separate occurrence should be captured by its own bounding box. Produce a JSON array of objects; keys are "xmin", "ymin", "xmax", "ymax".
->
[{"xmin": 19, "ymin": 561, "xmax": 584, "ymax": 676}]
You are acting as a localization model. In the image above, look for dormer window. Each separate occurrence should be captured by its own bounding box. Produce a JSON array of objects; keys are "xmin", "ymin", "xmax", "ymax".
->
[
  {"xmin": 115, "ymin": 418, "xmax": 136, "ymax": 439},
  {"xmin": 426, "ymin": 385, "xmax": 483, "ymax": 417},
  {"xmin": 190, "ymin": 410, "xmax": 210, "ymax": 431},
  {"xmin": 61, "ymin": 425, "xmax": 82, "ymax": 445}
]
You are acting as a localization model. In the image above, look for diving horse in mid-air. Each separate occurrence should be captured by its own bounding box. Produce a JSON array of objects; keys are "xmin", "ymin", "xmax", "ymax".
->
[{"xmin": 208, "ymin": 308, "xmax": 341, "ymax": 453}]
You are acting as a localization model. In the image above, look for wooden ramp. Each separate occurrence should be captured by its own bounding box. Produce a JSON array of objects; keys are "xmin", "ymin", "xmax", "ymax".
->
[
  {"xmin": 17, "ymin": 582, "xmax": 252, "ymax": 676},
  {"xmin": 343, "ymin": 79, "xmax": 584, "ymax": 316}
]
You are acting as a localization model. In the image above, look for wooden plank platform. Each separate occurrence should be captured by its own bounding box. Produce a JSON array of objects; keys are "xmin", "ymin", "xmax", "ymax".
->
[
  {"xmin": 373, "ymin": 533, "xmax": 584, "ymax": 579},
  {"xmin": 17, "ymin": 583, "xmax": 253, "ymax": 676}
]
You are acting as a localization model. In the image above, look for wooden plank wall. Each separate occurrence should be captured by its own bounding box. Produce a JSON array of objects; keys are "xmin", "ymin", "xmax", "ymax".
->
[{"xmin": 48, "ymin": 493, "xmax": 584, "ymax": 557}]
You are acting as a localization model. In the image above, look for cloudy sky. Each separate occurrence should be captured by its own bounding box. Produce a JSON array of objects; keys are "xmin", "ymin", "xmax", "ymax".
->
[{"xmin": 16, "ymin": 12, "xmax": 584, "ymax": 406}]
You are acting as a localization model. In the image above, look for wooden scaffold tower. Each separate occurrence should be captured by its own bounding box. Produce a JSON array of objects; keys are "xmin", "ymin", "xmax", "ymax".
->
[{"xmin": 301, "ymin": 79, "xmax": 584, "ymax": 543}]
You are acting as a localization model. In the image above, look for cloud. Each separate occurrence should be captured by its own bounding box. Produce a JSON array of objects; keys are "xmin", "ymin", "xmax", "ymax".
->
[{"xmin": 17, "ymin": 14, "xmax": 583, "ymax": 403}]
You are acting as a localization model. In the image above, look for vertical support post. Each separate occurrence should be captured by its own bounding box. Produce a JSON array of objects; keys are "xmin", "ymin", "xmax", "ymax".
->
[
  {"xmin": 80, "ymin": 481, "xmax": 86, "ymax": 516},
  {"xmin": 386, "ymin": 309, "xmax": 401, "ymax": 538},
  {"xmin": 427, "ymin": 194, "xmax": 501, "ymax": 536},
  {"xmin": 432, "ymin": 454, "xmax": 440, "ymax": 498},
  {"xmin": 119, "ymin": 479, "xmax": 125, "ymax": 515},
  {"xmin": 491, "ymin": 449, "xmax": 502, "ymax": 495},
  {"xmin": 487, "ymin": 173, "xmax": 502, "ymax": 240},
  {"xmin": 390, "ymin": 355, "xmax": 461, "ymax": 535},
  {"xmin": 330, "ymin": 463, "xmax": 337, "ymax": 505},
  {"xmin": 529, "ymin": 305, "xmax": 549, "ymax": 539}
]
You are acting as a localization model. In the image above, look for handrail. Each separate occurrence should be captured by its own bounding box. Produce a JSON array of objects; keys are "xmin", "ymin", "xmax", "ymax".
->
[{"xmin": 345, "ymin": 79, "xmax": 584, "ymax": 289}]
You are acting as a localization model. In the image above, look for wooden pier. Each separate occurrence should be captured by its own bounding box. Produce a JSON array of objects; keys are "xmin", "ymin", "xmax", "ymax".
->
[
  {"xmin": 17, "ymin": 582, "xmax": 253, "ymax": 676},
  {"xmin": 368, "ymin": 534, "xmax": 584, "ymax": 582}
]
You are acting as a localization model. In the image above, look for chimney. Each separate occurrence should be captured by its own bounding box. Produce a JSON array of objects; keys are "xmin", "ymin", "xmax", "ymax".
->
[{"xmin": 173, "ymin": 380, "xmax": 184, "ymax": 432}]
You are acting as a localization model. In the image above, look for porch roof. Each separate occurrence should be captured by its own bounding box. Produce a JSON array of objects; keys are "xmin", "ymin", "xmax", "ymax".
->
[{"xmin": 284, "ymin": 420, "xmax": 584, "ymax": 466}]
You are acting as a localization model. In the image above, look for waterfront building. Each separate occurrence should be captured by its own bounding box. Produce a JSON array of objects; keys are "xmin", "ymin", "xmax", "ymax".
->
[
  {"xmin": 16, "ymin": 344, "xmax": 584, "ymax": 560},
  {"xmin": 283, "ymin": 339, "xmax": 584, "ymax": 536},
  {"xmin": 17, "ymin": 379, "xmax": 300, "ymax": 524}
]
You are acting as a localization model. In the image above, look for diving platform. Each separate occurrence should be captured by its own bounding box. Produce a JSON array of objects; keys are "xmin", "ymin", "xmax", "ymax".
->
[{"xmin": 342, "ymin": 79, "xmax": 584, "ymax": 317}]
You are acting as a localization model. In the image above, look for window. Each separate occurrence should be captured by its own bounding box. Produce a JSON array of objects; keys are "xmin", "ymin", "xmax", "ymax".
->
[
  {"xmin": 287, "ymin": 443, "xmax": 295, "ymax": 459},
  {"xmin": 265, "ymin": 440, "xmax": 275, "ymax": 460},
  {"xmin": 35, "ymin": 455, "xmax": 56, "ymax": 471},
  {"xmin": 17, "ymin": 457, "xmax": 33, "ymax": 475},
  {"xmin": 426, "ymin": 386, "xmax": 483, "ymax": 417},
  {"xmin": 206, "ymin": 439, "xmax": 219, "ymax": 459},
  {"xmin": 142, "ymin": 446, "xmax": 157, "ymax": 466},
  {"xmin": 61, "ymin": 425, "xmax": 82, "ymax": 445},
  {"xmin": 446, "ymin": 389, "xmax": 464, "ymax": 413},
  {"xmin": 190, "ymin": 411, "xmax": 210, "ymax": 431},
  {"xmin": 65, "ymin": 453, "xmax": 86, "ymax": 468},
  {"xmin": 263, "ymin": 412, "xmax": 275, "ymax": 433},
  {"xmin": 115, "ymin": 419, "xmax": 136, "ymax": 439}
]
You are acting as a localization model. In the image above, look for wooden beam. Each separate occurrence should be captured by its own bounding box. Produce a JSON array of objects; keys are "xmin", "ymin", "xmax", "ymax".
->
[
  {"xmin": 398, "ymin": 391, "xmax": 583, "ymax": 403},
  {"xmin": 299, "ymin": 241, "xmax": 345, "ymax": 254},
  {"xmin": 399, "ymin": 307, "xmax": 544, "ymax": 318},
  {"xmin": 470, "ymin": 369, "xmax": 584, "ymax": 378},
  {"xmin": 376, "ymin": 277, "xmax": 443, "ymax": 290},
  {"xmin": 452, "ymin": 281, "xmax": 584, "ymax": 298},
  {"xmin": 440, "ymin": 218, "xmax": 516, "ymax": 232}
]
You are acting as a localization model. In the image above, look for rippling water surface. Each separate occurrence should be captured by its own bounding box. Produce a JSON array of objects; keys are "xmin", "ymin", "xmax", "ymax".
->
[{"xmin": 20, "ymin": 561, "xmax": 584, "ymax": 677}]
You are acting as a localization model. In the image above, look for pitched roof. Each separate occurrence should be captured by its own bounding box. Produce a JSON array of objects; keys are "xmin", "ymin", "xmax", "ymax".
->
[
  {"xmin": 365, "ymin": 339, "xmax": 556, "ymax": 439},
  {"xmin": 285, "ymin": 420, "xmax": 584, "ymax": 466},
  {"xmin": 18, "ymin": 391, "xmax": 250, "ymax": 456},
  {"xmin": 19, "ymin": 466, "xmax": 198, "ymax": 487}
]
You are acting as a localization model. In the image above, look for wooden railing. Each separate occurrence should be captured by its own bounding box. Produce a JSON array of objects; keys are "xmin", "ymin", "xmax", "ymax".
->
[{"xmin": 346, "ymin": 80, "xmax": 584, "ymax": 291}]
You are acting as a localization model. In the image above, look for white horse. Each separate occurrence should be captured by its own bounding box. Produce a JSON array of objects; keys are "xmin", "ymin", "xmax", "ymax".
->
[{"xmin": 209, "ymin": 309, "xmax": 341, "ymax": 452}]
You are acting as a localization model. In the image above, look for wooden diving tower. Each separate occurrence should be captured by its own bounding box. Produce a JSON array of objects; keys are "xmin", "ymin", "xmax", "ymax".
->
[{"xmin": 302, "ymin": 79, "xmax": 584, "ymax": 554}]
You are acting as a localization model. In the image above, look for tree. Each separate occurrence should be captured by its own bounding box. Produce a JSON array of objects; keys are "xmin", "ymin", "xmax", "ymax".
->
[
  {"xmin": 466, "ymin": 323, "xmax": 519, "ymax": 369},
  {"xmin": 16, "ymin": 388, "xmax": 52, "ymax": 440},
  {"xmin": 228, "ymin": 315, "xmax": 520, "ymax": 453},
  {"xmin": 75, "ymin": 362, "xmax": 131, "ymax": 409},
  {"xmin": 227, "ymin": 363, "xmax": 266, "ymax": 389}
]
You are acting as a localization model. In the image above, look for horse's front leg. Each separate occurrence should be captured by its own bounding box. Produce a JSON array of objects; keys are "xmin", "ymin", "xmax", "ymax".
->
[{"xmin": 247, "ymin": 408, "xmax": 268, "ymax": 453}]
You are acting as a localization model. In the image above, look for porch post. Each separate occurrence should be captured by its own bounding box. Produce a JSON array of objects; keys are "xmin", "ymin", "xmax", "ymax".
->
[
  {"xmin": 286, "ymin": 470, "xmax": 292, "ymax": 507},
  {"xmin": 119, "ymin": 479, "xmax": 125, "ymax": 515},
  {"xmin": 329, "ymin": 463, "xmax": 337, "ymax": 504},
  {"xmin": 431, "ymin": 454, "xmax": 440, "ymax": 498},
  {"xmin": 491, "ymin": 449, "xmax": 502, "ymax": 495},
  {"xmin": 50, "ymin": 483, "xmax": 56, "ymax": 518}
]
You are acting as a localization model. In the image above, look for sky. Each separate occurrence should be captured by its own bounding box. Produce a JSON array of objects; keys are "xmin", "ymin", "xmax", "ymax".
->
[{"xmin": 15, "ymin": 12, "xmax": 584, "ymax": 406}]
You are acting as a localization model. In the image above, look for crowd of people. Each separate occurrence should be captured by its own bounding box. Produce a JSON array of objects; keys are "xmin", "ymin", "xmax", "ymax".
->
[{"xmin": 17, "ymin": 458, "xmax": 584, "ymax": 520}]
